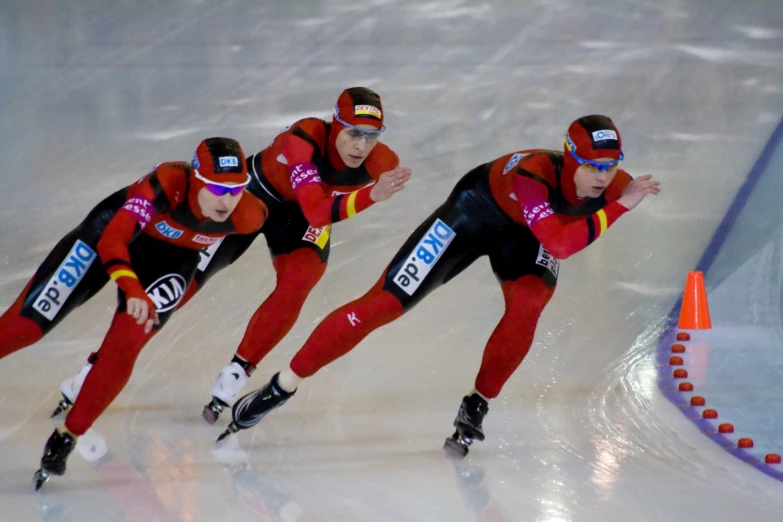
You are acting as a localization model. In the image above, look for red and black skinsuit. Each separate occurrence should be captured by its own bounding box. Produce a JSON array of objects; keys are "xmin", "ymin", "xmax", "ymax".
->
[
  {"xmin": 284, "ymin": 116, "xmax": 632, "ymax": 400},
  {"xmin": 190, "ymin": 87, "xmax": 399, "ymax": 374},
  {"xmin": 0, "ymin": 138, "xmax": 266, "ymax": 435}
]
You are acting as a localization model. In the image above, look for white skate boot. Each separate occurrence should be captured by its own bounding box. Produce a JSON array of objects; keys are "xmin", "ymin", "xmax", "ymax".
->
[
  {"xmin": 202, "ymin": 362, "xmax": 247, "ymax": 425},
  {"xmin": 51, "ymin": 363, "xmax": 93, "ymax": 419}
]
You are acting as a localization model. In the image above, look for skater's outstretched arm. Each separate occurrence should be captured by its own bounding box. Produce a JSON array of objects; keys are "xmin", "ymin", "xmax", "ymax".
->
[
  {"xmin": 282, "ymin": 131, "xmax": 408, "ymax": 227},
  {"xmin": 293, "ymin": 165, "xmax": 410, "ymax": 227},
  {"xmin": 512, "ymin": 171, "xmax": 658, "ymax": 259}
]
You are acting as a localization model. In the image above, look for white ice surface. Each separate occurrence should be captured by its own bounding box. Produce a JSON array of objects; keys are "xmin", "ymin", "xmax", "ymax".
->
[{"xmin": 2, "ymin": 1, "xmax": 783, "ymax": 521}]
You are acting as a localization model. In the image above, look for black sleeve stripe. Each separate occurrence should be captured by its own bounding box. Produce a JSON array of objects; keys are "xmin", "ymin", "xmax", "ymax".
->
[
  {"xmin": 517, "ymin": 168, "xmax": 555, "ymax": 194},
  {"xmin": 585, "ymin": 216, "xmax": 596, "ymax": 245},
  {"xmin": 147, "ymin": 172, "xmax": 171, "ymax": 213},
  {"xmin": 103, "ymin": 259, "xmax": 133, "ymax": 269},
  {"xmin": 331, "ymin": 195, "xmax": 344, "ymax": 223}
]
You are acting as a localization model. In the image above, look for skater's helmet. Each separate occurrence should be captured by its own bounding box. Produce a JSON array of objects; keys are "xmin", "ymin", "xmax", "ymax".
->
[
  {"xmin": 562, "ymin": 115, "xmax": 623, "ymax": 179},
  {"xmin": 331, "ymin": 87, "xmax": 385, "ymax": 133},
  {"xmin": 191, "ymin": 137, "xmax": 249, "ymax": 187}
]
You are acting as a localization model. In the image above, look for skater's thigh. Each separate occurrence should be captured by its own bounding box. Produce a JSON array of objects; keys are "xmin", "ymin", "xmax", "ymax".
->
[
  {"xmin": 488, "ymin": 225, "xmax": 558, "ymax": 288},
  {"xmin": 124, "ymin": 236, "xmax": 201, "ymax": 329},
  {"xmin": 382, "ymin": 201, "xmax": 484, "ymax": 312}
]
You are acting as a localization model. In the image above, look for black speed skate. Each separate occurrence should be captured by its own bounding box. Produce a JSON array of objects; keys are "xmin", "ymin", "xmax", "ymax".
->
[
  {"xmin": 443, "ymin": 393, "xmax": 489, "ymax": 459},
  {"xmin": 33, "ymin": 430, "xmax": 77, "ymax": 491},
  {"xmin": 216, "ymin": 373, "xmax": 296, "ymax": 442}
]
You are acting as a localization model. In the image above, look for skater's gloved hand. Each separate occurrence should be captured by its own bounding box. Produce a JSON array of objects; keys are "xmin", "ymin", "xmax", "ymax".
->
[
  {"xmin": 370, "ymin": 166, "xmax": 412, "ymax": 202},
  {"xmin": 617, "ymin": 174, "xmax": 660, "ymax": 210},
  {"xmin": 126, "ymin": 296, "xmax": 160, "ymax": 334}
]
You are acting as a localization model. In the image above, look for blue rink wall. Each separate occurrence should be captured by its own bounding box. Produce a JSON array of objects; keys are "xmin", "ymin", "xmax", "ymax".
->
[{"xmin": 657, "ymin": 116, "xmax": 783, "ymax": 482}]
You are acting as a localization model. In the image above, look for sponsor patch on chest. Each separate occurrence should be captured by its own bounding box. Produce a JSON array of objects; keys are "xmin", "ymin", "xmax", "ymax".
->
[
  {"xmin": 155, "ymin": 221, "xmax": 184, "ymax": 239},
  {"xmin": 145, "ymin": 274, "xmax": 187, "ymax": 312},
  {"xmin": 193, "ymin": 234, "xmax": 222, "ymax": 245}
]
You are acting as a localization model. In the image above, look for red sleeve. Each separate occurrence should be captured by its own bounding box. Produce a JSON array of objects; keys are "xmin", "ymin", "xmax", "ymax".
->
[
  {"xmin": 97, "ymin": 168, "xmax": 182, "ymax": 300},
  {"xmin": 98, "ymin": 198, "xmax": 152, "ymax": 301},
  {"xmin": 281, "ymin": 133, "xmax": 380, "ymax": 228},
  {"xmin": 512, "ymin": 174, "xmax": 629, "ymax": 259},
  {"xmin": 292, "ymin": 182, "xmax": 375, "ymax": 227}
]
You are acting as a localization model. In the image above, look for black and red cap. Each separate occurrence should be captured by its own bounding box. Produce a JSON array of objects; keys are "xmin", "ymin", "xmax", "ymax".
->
[
  {"xmin": 564, "ymin": 115, "xmax": 623, "ymax": 162},
  {"xmin": 192, "ymin": 137, "xmax": 249, "ymax": 186},
  {"xmin": 333, "ymin": 87, "xmax": 384, "ymax": 130}
]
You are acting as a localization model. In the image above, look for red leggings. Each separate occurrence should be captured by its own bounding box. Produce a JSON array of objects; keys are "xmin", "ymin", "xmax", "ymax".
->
[
  {"xmin": 290, "ymin": 274, "xmax": 554, "ymax": 399},
  {"xmin": 0, "ymin": 279, "xmax": 46, "ymax": 359},
  {"xmin": 64, "ymin": 313, "xmax": 152, "ymax": 435},
  {"xmin": 235, "ymin": 248, "xmax": 326, "ymax": 366},
  {"xmin": 175, "ymin": 247, "xmax": 326, "ymax": 370},
  {"xmin": 0, "ymin": 285, "xmax": 172, "ymax": 436}
]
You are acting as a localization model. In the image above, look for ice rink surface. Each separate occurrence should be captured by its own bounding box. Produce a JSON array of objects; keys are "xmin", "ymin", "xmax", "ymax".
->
[{"xmin": 2, "ymin": 1, "xmax": 783, "ymax": 520}]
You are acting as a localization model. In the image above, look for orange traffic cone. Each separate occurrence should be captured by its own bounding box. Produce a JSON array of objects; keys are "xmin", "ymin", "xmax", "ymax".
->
[{"xmin": 678, "ymin": 271, "xmax": 712, "ymax": 329}]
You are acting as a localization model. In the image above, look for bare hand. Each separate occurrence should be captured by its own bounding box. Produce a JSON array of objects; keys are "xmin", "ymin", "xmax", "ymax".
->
[
  {"xmin": 617, "ymin": 174, "xmax": 660, "ymax": 210},
  {"xmin": 370, "ymin": 167, "xmax": 412, "ymax": 202},
  {"xmin": 127, "ymin": 297, "xmax": 160, "ymax": 334}
]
